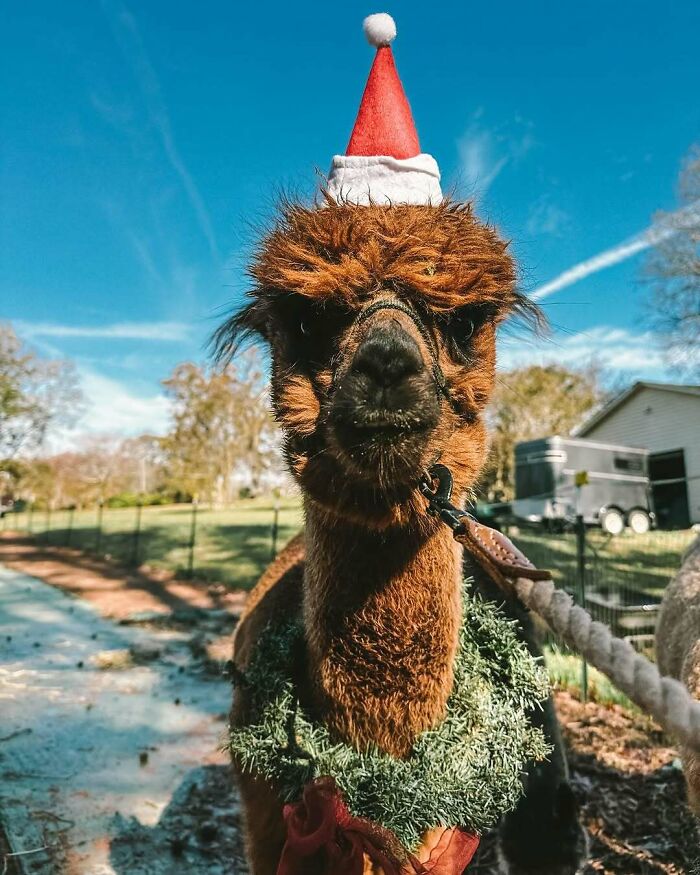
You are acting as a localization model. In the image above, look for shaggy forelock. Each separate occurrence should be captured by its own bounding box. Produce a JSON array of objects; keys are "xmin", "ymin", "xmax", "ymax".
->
[{"xmin": 212, "ymin": 197, "xmax": 543, "ymax": 361}]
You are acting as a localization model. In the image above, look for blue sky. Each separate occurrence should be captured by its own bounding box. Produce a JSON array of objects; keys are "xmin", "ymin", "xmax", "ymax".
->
[{"xmin": 3, "ymin": 1, "xmax": 699, "ymax": 440}]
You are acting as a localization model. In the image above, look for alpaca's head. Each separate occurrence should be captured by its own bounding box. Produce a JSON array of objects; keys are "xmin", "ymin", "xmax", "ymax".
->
[{"xmin": 214, "ymin": 198, "xmax": 541, "ymax": 526}]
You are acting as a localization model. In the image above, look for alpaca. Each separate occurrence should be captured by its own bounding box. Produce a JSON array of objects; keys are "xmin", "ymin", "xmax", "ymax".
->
[
  {"xmin": 656, "ymin": 535, "xmax": 700, "ymax": 817},
  {"xmin": 216, "ymin": 199, "xmax": 588, "ymax": 875}
]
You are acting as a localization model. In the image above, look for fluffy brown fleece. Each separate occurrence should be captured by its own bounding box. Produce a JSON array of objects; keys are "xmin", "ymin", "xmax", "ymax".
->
[
  {"xmin": 231, "ymin": 519, "xmax": 465, "ymax": 875},
  {"xmin": 656, "ymin": 536, "xmax": 700, "ymax": 817},
  {"xmin": 213, "ymin": 198, "xmax": 542, "ymax": 529},
  {"xmin": 214, "ymin": 197, "xmax": 539, "ymax": 352}
]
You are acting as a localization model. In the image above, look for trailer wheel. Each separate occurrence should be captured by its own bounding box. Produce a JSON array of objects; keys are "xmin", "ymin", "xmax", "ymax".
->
[
  {"xmin": 600, "ymin": 507, "xmax": 625, "ymax": 535},
  {"xmin": 627, "ymin": 508, "xmax": 651, "ymax": 534}
]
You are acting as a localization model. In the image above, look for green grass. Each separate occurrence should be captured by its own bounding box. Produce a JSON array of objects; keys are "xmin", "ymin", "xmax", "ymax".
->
[
  {"xmin": 4, "ymin": 501, "xmax": 695, "ymax": 600},
  {"xmin": 545, "ymin": 645, "xmax": 637, "ymax": 709},
  {"xmin": 5, "ymin": 497, "xmax": 303, "ymax": 590},
  {"xmin": 510, "ymin": 526, "xmax": 695, "ymax": 598}
]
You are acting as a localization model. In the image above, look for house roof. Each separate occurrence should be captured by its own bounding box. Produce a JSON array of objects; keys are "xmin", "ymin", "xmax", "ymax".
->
[{"xmin": 575, "ymin": 381, "xmax": 700, "ymax": 436}]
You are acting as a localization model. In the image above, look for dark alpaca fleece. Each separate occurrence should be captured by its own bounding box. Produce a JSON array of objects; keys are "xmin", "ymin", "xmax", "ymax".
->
[
  {"xmin": 469, "ymin": 562, "xmax": 589, "ymax": 875},
  {"xmin": 656, "ymin": 537, "xmax": 700, "ymax": 819},
  {"xmin": 221, "ymin": 199, "xmax": 586, "ymax": 875}
]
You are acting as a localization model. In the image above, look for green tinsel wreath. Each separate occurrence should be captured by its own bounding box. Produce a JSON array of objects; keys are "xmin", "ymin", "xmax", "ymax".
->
[{"xmin": 228, "ymin": 581, "xmax": 551, "ymax": 850}]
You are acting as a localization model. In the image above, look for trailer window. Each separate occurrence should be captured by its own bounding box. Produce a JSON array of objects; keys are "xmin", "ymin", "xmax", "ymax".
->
[
  {"xmin": 614, "ymin": 455, "xmax": 643, "ymax": 473},
  {"xmin": 515, "ymin": 463, "xmax": 555, "ymax": 500}
]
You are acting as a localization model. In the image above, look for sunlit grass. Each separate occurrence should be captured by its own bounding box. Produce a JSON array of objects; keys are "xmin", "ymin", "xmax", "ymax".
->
[
  {"xmin": 5, "ymin": 498, "xmax": 303, "ymax": 591},
  {"xmin": 545, "ymin": 645, "xmax": 638, "ymax": 710}
]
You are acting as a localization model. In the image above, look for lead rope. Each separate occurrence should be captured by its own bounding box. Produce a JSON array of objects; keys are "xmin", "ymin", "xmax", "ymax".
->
[{"xmin": 420, "ymin": 464, "xmax": 700, "ymax": 752}]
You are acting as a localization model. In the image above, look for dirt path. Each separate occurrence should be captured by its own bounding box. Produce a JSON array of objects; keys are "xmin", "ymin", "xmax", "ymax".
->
[
  {"xmin": 0, "ymin": 534, "xmax": 247, "ymax": 622},
  {"xmin": 0, "ymin": 562, "xmax": 246, "ymax": 874}
]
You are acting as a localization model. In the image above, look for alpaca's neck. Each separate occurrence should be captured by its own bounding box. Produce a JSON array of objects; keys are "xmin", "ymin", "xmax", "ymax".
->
[{"xmin": 302, "ymin": 499, "xmax": 462, "ymax": 758}]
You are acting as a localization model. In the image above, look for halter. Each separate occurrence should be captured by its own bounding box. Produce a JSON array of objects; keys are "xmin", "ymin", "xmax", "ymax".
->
[{"xmin": 346, "ymin": 296, "xmax": 459, "ymax": 413}]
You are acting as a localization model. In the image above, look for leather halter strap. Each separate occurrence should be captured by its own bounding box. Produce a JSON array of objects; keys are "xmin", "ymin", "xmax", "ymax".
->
[
  {"xmin": 350, "ymin": 297, "xmax": 459, "ymax": 413},
  {"xmin": 420, "ymin": 463, "xmax": 552, "ymax": 590},
  {"xmin": 455, "ymin": 518, "xmax": 553, "ymax": 592}
]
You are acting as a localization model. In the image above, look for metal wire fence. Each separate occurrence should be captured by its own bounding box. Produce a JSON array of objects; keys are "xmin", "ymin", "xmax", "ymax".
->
[
  {"xmin": 506, "ymin": 522, "xmax": 697, "ymax": 699},
  {"xmin": 2, "ymin": 499, "xmax": 303, "ymax": 590}
]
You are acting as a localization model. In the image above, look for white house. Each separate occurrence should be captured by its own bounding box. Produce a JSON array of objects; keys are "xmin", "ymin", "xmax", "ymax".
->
[{"xmin": 576, "ymin": 382, "xmax": 700, "ymax": 527}]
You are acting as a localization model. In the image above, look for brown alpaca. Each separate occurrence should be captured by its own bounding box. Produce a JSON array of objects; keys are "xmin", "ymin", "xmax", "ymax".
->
[
  {"xmin": 217, "ymin": 199, "xmax": 587, "ymax": 875},
  {"xmin": 656, "ymin": 536, "xmax": 700, "ymax": 818}
]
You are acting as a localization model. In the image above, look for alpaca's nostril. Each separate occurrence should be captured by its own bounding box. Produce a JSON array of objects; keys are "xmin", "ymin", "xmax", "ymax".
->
[{"xmin": 350, "ymin": 326, "xmax": 423, "ymax": 389}]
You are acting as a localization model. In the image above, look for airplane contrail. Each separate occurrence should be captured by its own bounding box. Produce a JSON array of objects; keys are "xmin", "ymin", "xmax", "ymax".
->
[{"xmin": 531, "ymin": 198, "xmax": 700, "ymax": 301}]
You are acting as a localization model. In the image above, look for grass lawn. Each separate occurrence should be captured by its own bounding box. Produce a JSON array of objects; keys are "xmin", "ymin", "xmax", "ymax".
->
[
  {"xmin": 545, "ymin": 645, "xmax": 638, "ymax": 710},
  {"xmin": 5, "ymin": 500, "xmax": 695, "ymax": 597},
  {"xmin": 5, "ymin": 497, "xmax": 303, "ymax": 590},
  {"xmin": 509, "ymin": 526, "xmax": 696, "ymax": 598}
]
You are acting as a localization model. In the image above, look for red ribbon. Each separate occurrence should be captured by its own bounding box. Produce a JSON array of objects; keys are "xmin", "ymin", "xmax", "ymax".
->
[{"xmin": 277, "ymin": 778, "xmax": 480, "ymax": 875}]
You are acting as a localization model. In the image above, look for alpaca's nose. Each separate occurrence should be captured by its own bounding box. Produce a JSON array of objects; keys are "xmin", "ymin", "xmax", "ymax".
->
[
  {"xmin": 350, "ymin": 325, "xmax": 424, "ymax": 389},
  {"xmin": 331, "ymin": 322, "xmax": 440, "ymax": 452}
]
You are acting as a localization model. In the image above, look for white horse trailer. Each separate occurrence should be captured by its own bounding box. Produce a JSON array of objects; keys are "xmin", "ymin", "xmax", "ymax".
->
[{"xmin": 513, "ymin": 436, "xmax": 654, "ymax": 534}]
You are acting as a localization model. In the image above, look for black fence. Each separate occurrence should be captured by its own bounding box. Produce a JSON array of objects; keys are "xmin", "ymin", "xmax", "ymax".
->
[
  {"xmin": 2, "ymin": 500, "xmax": 302, "ymax": 591},
  {"xmin": 3, "ymin": 501, "xmax": 696, "ymax": 698}
]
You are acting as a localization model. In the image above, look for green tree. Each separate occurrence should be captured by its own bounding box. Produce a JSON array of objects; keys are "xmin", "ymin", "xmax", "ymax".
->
[
  {"xmin": 161, "ymin": 350, "xmax": 281, "ymax": 504},
  {"xmin": 0, "ymin": 324, "xmax": 82, "ymax": 459},
  {"xmin": 479, "ymin": 364, "xmax": 606, "ymax": 501},
  {"xmin": 645, "ymin": 145, "xmax": 700, "ymax": 378}
]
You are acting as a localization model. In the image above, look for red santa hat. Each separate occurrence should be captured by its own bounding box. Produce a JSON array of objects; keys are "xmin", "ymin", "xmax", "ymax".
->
[{"xmin": 327, "ymin": 13, "xmax": 442, "ymax": 206}]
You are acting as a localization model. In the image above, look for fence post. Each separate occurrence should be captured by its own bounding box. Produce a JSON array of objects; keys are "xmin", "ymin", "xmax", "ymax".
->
[
  {"xmin": 270, "ymin": 500, "xmax": 280, "ymax": 561},
  {"xmin": 187, "ymin": 499, "xmax": 198, "ymax": 578},
  {"xmin": 95, "ymin": 501, "xmax": 104, "ymax": 554},
  {"xmin": 131, "ymin": 502, "xmax": 143, "ymax": 566},
  {"xmin": 66, "ymin": 506, "xmax": 75, "ymax": 547},
  {"xmin": 575, "ymin": 513, "xmax": 589, "ymax": 703},
  {"xmin": 45, "ymin": 507, "xmax": 52, "ymax": 545}
]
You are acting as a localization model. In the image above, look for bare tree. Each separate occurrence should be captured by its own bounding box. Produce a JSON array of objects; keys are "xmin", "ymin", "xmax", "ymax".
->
[
  {"xmin": 645, "ymin": 146, "xmax": 700, "ymax": 379},
  {"xmin": 0, "ymin": 324, "xmax": 82, "ymax": 458}
]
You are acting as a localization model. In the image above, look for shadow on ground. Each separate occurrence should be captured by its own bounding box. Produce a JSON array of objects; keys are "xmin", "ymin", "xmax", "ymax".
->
[{"xmin": 110, "ymin": 765, "xmax": 248, "ymax": 875}]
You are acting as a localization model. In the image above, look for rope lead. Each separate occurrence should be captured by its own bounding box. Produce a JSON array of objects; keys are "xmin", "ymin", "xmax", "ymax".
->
[{"xmin": 422, "ymin": 463, "xmax": 700, "ymax": 752}]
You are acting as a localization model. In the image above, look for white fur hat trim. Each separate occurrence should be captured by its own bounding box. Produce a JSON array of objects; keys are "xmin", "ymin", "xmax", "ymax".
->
[{"xmin": 326, "ymin": 153, "xmax": 442, "ymax": 206}]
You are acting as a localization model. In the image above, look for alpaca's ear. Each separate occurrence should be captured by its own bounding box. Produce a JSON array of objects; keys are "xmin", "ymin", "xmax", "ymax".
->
[
  {"xmin": 505, "ymin": 290, "xmax": 548, "ymax": 334},
  {"xmin": 210, "ymin": 297, "xmax": 270, "ymax": 364}
]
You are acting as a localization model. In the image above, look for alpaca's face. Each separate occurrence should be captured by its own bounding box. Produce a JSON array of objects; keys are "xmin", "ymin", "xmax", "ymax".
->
[
  {"xmin": 216, "ymin": 201, "xmax": 539, "ymax": 525},
  {"xmin": 266, "ymin": 292, "xmax": 498, "ymax": 516}
]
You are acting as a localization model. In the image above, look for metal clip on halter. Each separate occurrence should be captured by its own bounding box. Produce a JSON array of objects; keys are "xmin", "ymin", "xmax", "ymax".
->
[{"xmin": 419, "ymin": 464, "xmax": 469, "ymax": 535}]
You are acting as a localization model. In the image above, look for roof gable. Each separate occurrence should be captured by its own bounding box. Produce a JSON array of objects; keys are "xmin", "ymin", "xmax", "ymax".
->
[{"xmin": 576, "ymin": 381, "xmax": 700, "ymax": 436}]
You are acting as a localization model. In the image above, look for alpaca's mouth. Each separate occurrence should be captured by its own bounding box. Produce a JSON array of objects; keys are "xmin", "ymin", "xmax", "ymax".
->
[
  {"xmin": 334, "ymin": 408, "xmax": 434, "ymax": 443},
  {"xmin": 327, "ymin": 319, "xmax": 442, "ymax": 478},
  {"xmin": 329, "ymin": 405, "xmax": 438, "ymax": 485}
]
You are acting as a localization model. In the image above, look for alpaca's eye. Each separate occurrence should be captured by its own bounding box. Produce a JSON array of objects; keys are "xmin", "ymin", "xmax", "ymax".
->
[
  {"xmin": 457, "ymin": 318, "xmax": 475, "ymax": 341},
  {"xmin": 443, "ymin": 307, "xmax": 485, "ymax": 363}
]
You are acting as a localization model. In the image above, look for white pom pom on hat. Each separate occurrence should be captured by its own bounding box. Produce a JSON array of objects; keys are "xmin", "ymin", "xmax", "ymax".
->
[
  {"xmin": 326, "ymin": 13, "xmax": 442, "ymax": 206},
  {"xmin": 363, "ymin": 13, "xmax": 397, "ymax": 47}
]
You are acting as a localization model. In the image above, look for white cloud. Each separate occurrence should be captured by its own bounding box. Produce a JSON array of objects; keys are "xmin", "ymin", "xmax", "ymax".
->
[
  {"xmin": 457, "ymin": 114, "xmax": 534, "ymax": 200},
  {"xmin": 531, "ymin": 197, "xmax": 700, "ymax": 300},
  {"xmin": 16, "ymin": 321, "xmax": 192, "ymax": 342},
  {"xmin": 498, "ymin": 325, "xmax": 667, "ymax": 376},
  {"xmin": 99, "ymin": 0, "xmax": 219, "ymax": 261},
  {"xmin": 48, "ymin": 369, "xmax": 172, "ymax": 451},
  {"xmin": 458, "ymin": 130, "xmax": 508, "ymax": 196},
  {"xmin": 525, "ymin": 198, "xmax": 570, "ymax": 238}
]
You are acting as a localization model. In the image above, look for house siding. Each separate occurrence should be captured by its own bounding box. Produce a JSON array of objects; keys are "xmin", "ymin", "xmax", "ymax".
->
[{"xmin": 580, "ymin": 387, "xmax": 700, "ymax": 524}]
